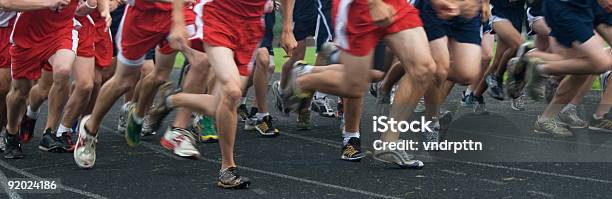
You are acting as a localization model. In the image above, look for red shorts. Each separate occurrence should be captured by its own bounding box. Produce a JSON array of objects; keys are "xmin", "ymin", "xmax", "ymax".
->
[
  {"xmin": 94, "ymin": 23, "xmax": 113, "ymax": 69},
  {"xmin": 76, "ymin": 17, "xmax": 95, "ymax": 58},
  {"xmin": 118, "ymin": 6, "xmax": 174, "ymax": 65},
  {"xmin": 10, "ymin": 30, "xmax": 77, "ymax": 80},
  {"xmin": 0, "ymin": 26, "xmax": 13, "ymax": 69},
  {"xmin": 333, "ymin": 0, "xmax": 422, "ymax": 56},
  {"xmin": 202, "ymin": 3, "xmax": 264, "ymax": 76}
]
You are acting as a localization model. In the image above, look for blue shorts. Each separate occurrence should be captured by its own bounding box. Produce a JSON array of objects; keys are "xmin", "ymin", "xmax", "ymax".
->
[
  {"xmin": 543, "ymin": 0, "xmax": 612, "ymax": 48},
  {"xmin": 418, "ymin": 0, "xmax": 482, "ymax": 45},
  {"xmin": 491, "ymin": 2, "xmax": 526, "ymax": 32},
  {"xmin": 111, "ymin": 4, "xmax": 126, "ymax": 57},
  {"xmin": 292, "ymin": 0, "xmax": 333, "ymax": 52},
  {"xmin": 260, "ymin": 12, "xmax": 275, "ymax": 56}
]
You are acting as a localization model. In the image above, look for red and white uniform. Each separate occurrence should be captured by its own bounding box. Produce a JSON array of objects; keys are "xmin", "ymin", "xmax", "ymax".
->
[
  {"xmin": 0, "ymin": 11, "xmax": 16, "ymax": 69},
  {"xmin": 202, "ymin": 0, "xmax": 266, "ymax": 76},
  {"xmin": 117, "ymin": 0, "xmax": 174, "ymax": 66},
  {"xmin": 333, "ymin": 0, "xmax": 422, "ymax": 56},
  {"xmin": 91, "ymin": 11, "xmax": 113, "ymax": 69},
  {"xmin": 10, "ymin": 0, "xmax": 79, "ymax": 80},
  {"xmin": 75, "ymin": 15, "xmax": 95, "ymax": 58}
]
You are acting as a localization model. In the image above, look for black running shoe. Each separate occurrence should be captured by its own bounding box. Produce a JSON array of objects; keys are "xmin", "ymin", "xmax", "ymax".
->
[
  {"xmin": 19, "ymin": 114, "xmax": 36, "ymax": 143},
  {"xmin": 485, "ymin": 74, "xmax": 504, "ymax": 101},
  {"xmin": 58, "ymin": 132, "xmax": 75, "ymax": 152},
  {"xmin": 238, "ymin": 104, "xmax": 249, "ymax": 122},
  {"xmin": 255, "ymin": 115, "xmax": 280, "ymax": 137},
  {"xmin": 4, "ymin": 132, "xmax": 24, "ymax": 159},
  {"xmin": 217, "ymin": 167, "xmax": 251, "ymax": 189},
  {"xmin": 39, "ymin": 129, "xmax": 65, "ymax": 153},
  {"xmin": 341, "ymin": 137, "xmax": 364, "ymax": 162},
  {"xmin": 0, "ymin": 130, "xmax": 5, "ymax": 152}
]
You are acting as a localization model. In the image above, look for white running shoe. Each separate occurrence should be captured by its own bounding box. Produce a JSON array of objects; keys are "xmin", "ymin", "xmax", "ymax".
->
[
  {"xmin": 310, "ymin": 96, "xmax": 336, "ymax": 118},
  {"xmin": 160, "ymin": 127, "xmax": 200, "ymax": 159},
  {"xmin": 117, "ymin": 102, "xmax": 133, "ymax": 133},
  {"xmin": 74, "ymin": 115, "xmax": 98, "ymax": 169}
]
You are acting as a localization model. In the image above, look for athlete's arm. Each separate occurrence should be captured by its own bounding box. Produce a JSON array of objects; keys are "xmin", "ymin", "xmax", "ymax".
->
[
  {"xmin": 368, "ymin": 0, "xmax": 397, "ymax": 27},
  {"xmin": 459, "ymin": 0, "xmax": 480, "ymax": 19},
  {"xmin": 430, "ymin": 0, "xmax": 460, "ymax": 20},
  {"xmin": 280, "ymin": 0, "xmax": 298, "ymax": 57},
  {"xmin": 98, "ymin": 0, "xmax": 112, "ymax": 29},
  {"xmin": 169, "ymin": 0, "xmax": 188, "ymax": 50},
  {"xmin": 481, "ymin": 0, "xmax": 490, "ymax": 22},
  {"xmin": 0, "ymin": 0, "xmax": 70, "ymax": 11},
  {"xmin": 76, "ymin": 0, "xmax": 98, "ymax": 16}
]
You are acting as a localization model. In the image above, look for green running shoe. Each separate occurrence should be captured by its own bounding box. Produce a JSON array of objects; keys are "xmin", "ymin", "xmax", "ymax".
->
[
  {"xmin": 194, "ymin": 114, "xmax": 218, "ymax": 143},
  {"xmin": 125, "ymin": 106, "xmax": 143, "ymax": 147}
]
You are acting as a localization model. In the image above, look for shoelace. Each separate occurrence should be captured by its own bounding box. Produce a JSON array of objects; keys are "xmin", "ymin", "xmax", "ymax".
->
[
  {"xmin": 516, "ymin": 95, "xmax": 525, "ymax": 108},
  {"xmin": 597, "ymin": 119, "xmax": 612, "ymax": 129}
]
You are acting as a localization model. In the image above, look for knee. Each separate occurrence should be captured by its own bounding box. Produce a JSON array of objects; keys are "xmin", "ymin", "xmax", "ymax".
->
[
  {"xmin": 411, "ymin": 58, "xmax": 436, "ymax": 83},
  {"xmin": 74, "ymin": 80, "xmax": 94, "ymax": 95},
  {"xmin": 594, "ymin": 57, "xmax": 612, "ymax": 73},
  {"xmin": 508, "ymin": 38, "xmax": 525, "ymax": 50},
  {"xmin": 9, "ymin": 85, "xmax": 29, "ymax": 99},
  {"xmin": 222, "ymin": 84, "xmax": 242, "ymax": 105},
  {"xmin": 434, "ymin": 62, "xmax": 449, "ymax": 83},
  {"xmin": 53, "ymin": 67, "xmax": 72, "ymax": 83},
  {"xmin": 342, "ymin": 81, "xmax": 366, "ymax": 99},
  {"xmin": 0, "ymin": 84, "xmax": 9, "ymax": 96}
]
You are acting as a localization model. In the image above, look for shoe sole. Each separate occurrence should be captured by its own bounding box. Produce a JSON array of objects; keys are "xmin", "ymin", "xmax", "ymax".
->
[
  {"xmin": 3, "ymin": 154, "xmax": 24, "ymax": 159},
  {"xmin": 200, "ymin": 136, "xmax": 219, "ymax": 143},
  {"xmin": 372, "ymin": 153, "xmax": 424, "ymax": 169},
  {"xmin": 38, "ymin": 145, "xmax": 65, "ymax": 153},
  {"xmin": 532, "ymin": 129, "xmax": 573, "ymax": 137},
  {"xmin": 217, "ymin": 181, "xmax": 250, "ymax": 189},
  {"xmin": 588, "ymin": 126, "xmax": 612, "ymax": 133},
  {"xmin": 341, "ymin": 155, "xmax": 363, "ymax": 162}
]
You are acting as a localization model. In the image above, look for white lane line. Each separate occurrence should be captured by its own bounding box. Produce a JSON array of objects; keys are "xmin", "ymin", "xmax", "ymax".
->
[
  {"xmin": 527, "ymin": 190, "xmax": 554, "ymax": 198},
  {"xmin": 281, "ymin": 128, "xmax": 612, "ymax": 184},
  {"xmin": 478, "ymin": 178, "xmax": 506, "ymax": 185},
  {"xmin": 100, "ymin": 126, "xmax": 402, "ymax": 199},
  {"xmin": 0, "ymin": 167, "xmax": 22, "ymax": 199},
  {"xmin": 0, "ymin": 161, "xmax": 108, "ymax": 199}
]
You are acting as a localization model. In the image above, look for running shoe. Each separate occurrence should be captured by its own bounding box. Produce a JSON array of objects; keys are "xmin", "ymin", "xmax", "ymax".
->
[
  {"xmin": 117, "ymin": 102, "xmax": 133, "ymax": 134},
  {"xmin": 422, "ymin": 121, "xmax": 440, "ymax": 146},
  {"xmin": 271, "ymin": 81, "xmax": 290, "ymax": 116},
  {"xmin": 19, "ymin": 113, "xmax": 36, "ymax": 143},
  {"xmin": 125, "ymin": 106, "xmax": 143, "ymax": 147},
  {"xmin": 506, "ymin": 57, "xmax": 526, "ymax": 99},
  {"xmin": 373, "ymin": 141, "xmax": 424, "ymax": 169},
  {"xmin": 544, "ymin": 78, "xmax": 560, "ymax": 104},
  {"xmin": 376, "ymin": 88, "xmax": 392, "ymax": 115},
  {"xmin": 244, "ymin": 117, "xmax": 257, "ymax": 131},
  {"xmin": 38, "ymin": 129, "xmax": 65, "ymax": 153},
  {"xmin": 558, "ymin": 106, "xmax": 588, "ymax": 129},
  {"xmin": 193, "ymin": 114, "xmax": 218, "ymax": 143},
  {"xmin": 0, "ymin": 129, "xmax": 5, "ymax": 152},
  {"xmin": 318, "ymin": 42, "xmax": 339, "ymax": 65},
  {"xmin": 282, "ymin": 61, "xmax": 313, "ymax": 112},
  {"xmin": 460, "ymin": 91, "xmax": 475, "ymax": 107},
  {"xmin": 588, "ymin": 113, "xmax": 612, "ymax": 133},
  {"xmin": 3, "ymin": 131, "xmax": 24, "ymax": 159},
  {"xmin": 485, "ymin": 74, "xmax": 504, "ymax": 101},
  {"xmin": 238, "ymin": 104, "xmax": 249, "ymax": 122},
  {"xmin": 59, "ymin": 132, "xmax": 75, "ymax": 152},
  {"xmin": 74, "ymin": 115, "xmax": 97, "ymax": 168},
  {"xmin": 311, "ymin": 95, "xmax": 336, "ymax": 117},
  {"xmin": 516, "ymin": 41, "xmax": 535, "ymax": 58},
  {"xmin": 297, "ymin": 109, "xmax": 311, "ymax": 130},
  {"xmin": 255, "ymin": 115, "xmax": 280, "ymax": 136},
  {"xmin": 533, "ymin": 116, "xmax": 573, "ymax": 137},
  {"xmin": 511, "ymin": 94, "xmax": 526, "ymax": 111},
  {"xmin": 341, "ymin": 137, "xmax": 364, "ymax": 161},
  {"xmin": 217, "ymin": 167, "xmax": 251, "ymax": 189},
  {"xmin": 525, "ymin": 58, "xmax": 546, "ymax": 101},
  {"xmin": 160, "ymin": 127, "xmax": 200, "ymax": 159},
  {"xmin": 414, "ymin": 97, "xmax": 426, "ymax": 113},
  {"xmin": 473, "ymin": 94, "xmax": 487, "ymax": 113},
  {"xmin": 439, "ymin": 110, "xmax": 453, "ymax": 140},
  {"xmin": 146, "ymin": 81, "xmax": 177, "ymax": 133},
  {"xmin": 369, "ymin": 82, "xmax": 381, "ymax": 98},
  {"xmin": 141, "ymin": 114, "xmax": 156, "ymax": 136}
]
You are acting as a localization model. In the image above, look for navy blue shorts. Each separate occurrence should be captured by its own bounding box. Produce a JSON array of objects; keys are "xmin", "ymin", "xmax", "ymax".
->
[
  {"xmin": 145, "ymin": 48, "xmax": 155, "ymax": 60},
  {"xmin": 260, "ymin": 12, "xmax": 275, "ymax": 56},
  {"xmin": 111, "ymin": 4, "xmax": 126, "ymax": 57},
  {"xmin": 417, "ymin": 0, "xmax": 482, "ymax": 45},
  {"xmin": 491, "ymin": 1, "xmax": 526, "ymax": 32},
  {"xmin": 292, "ymin": 0, "xmax": 334, "ymax": 52},
  {"xmin": 543, "ymin": 0, "xmax": 612, "ymax": 48}
]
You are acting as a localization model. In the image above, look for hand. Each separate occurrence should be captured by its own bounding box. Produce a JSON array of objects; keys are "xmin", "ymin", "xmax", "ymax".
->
[
  {"xmin": 264, "ymin": 0, "xmax": 274, "ymax": 13},
  {"xmin": 481, "ymin": 3, "xmax": 491, "ymax": 22},
  {"xmin": 430, "ymin": 0, "xmax": 460, "ymax": 20},
  {"xmin": 459, "ymin": 0, "xmax": 480, "ymax": 19},
  {"xmin": 50, "ymin": 0, "xmax": 71, "ymax": 11},
  {"xmin": 100, "ymin": 10, "xmax": 112, "ymax": 31},
  {"xmin": 369, "ymin": 0, "xmax": 396, "ymax": 27},
  {"xmin": 169, "ymin": 23, "xmax": 189, "ymax": 51},
  {"xmin": 281, "ymin": 30, "xmax": 297, "ymax": 57},
  {"xmin": 599, "ymin": 0, "xmax": 612, "ymax": 12},
  {"xmin": 184, "ymin": 0, "xmax": 196, "ymax": 5}
]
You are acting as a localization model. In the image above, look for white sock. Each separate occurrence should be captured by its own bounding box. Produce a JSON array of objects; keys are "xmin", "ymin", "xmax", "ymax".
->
[
  {"xmin": 121, "ymin": 102, "xmax": 132, "ymax": 111},
  {"xmin": 57, "ymin": 124, "xmax": 71, "ymax": 137},
  {"xmin": 594, "ymin": 113, "xmax": 604, "ymax": 120},
  {"xmin": 561, "ymin": 104, "xmax": 577, "ymax": 113},
  {"xmin": 26, "ymin": 105, "xmax": 39, "ymax": 119},
  {"xmin": 342, "ymin": 131, "xmax": 360, "ymax": 146},
  {"xmin": 255, "ymin": 112, "xmax": 269, "ymax": 120}
]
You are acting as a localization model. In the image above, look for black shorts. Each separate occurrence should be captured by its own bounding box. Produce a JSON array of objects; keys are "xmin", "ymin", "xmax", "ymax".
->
[
  {"xmin": 418, "ymin": 0, "xmax": 482, "ymax": 45},
  {"xmin": 260, "ymin": 12, "xmax": 275, "ymax": 56},
  {"xmin": 292, "ymin": 0, "xmax": 334, "ymax": 52},
  {"xmin": 491, "ymin": 0, "xmax": 526, "ymax": 32},
  {"xmin": 543, "ymin": 0, "xmax": 612, "ymax": 47},
  {"xmin": 111, "ymin": 4, "xmax": 126, "ymax": 57}
]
